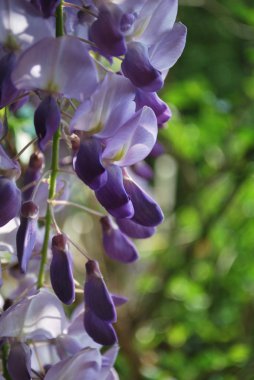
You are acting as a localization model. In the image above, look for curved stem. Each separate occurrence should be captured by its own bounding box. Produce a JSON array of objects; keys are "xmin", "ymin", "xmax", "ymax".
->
[
  {"xmin": 37, "ymin": 1, "xmax": 64, "ymax": 289},
  {"xmin": 48, "ymin": 199, "xmax": 105, "ymax": 217}
]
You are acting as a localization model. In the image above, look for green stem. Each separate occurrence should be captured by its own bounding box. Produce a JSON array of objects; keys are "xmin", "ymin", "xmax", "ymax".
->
[
  {"xmin": 2, "ymin": 343, "xmax": 11, "ymax": 380},
  {"xmin": 37, "ymin": 1, "xmax": 64, "ymax": 289}
]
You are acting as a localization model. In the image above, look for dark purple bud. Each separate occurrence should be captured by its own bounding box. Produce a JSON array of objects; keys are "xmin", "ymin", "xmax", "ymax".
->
[
  {"xmin": 7, "ymin": 342, "xmax": 32, "ymax": 380},
  {"xmin": 40, "ymin": 0, "xmax": 60, "ymax": 18},
  {"xmin": 116, "ymin": 218, "xmax": 156, "ymax": 239},
  {"xmin": 16, "ymin": 201, "xmax": 38, "ymax": 273},
  {"xmin": 50, "ymin": 234, "xmax": 75, "ymax": 305},
  {"xmin": 84, "ymin": 308, "xmax": 117, "ymax": 346},
  {"xmin": 0, "ymin": 53, "xmax": 19, "ymax": 109},
  {"xmin": 89, "ymin": 4, "xmax": 126, "ymax": 57},
  {"xmin": 121, "ymin": 42, "xmax": 163, "ymax": 92},
  {"xmin": 135, "ymin": 90, "xmax": 171, "ymax": 124},
  {"xmin": 85, "ymin": 260, "xmax": 116, "ymax": 322},
  {"xmin": 150, "ymin": 141, "xmax": 165, "ymax": 158},
  {"xmin": 132, "ymin": 161, "xmax": 153, "ymax": 181},
  {"xmin": 73, "ymin": 138, "xmax": 107, "ymax": 191},
  {"xmin": 34, "ymin": 96, "xmax": 60, "ymax": 152},
  {"xmin": 95, "ymin": 165, "xmax": 134, "ymax": 219},
  {"xmin": 23, "ymin": 152, "xmax": 44, "ymax": 201},
  {"xmin": 0, "ymin": 177, "xmax": 21, "ymax": 227},
  {"xmin": 123, "ymin": 176, "xmax": 164, "ymax": 227},
  {"xmin": 100, "ymin": 216, "xmax": 138, "ymax": 263}
]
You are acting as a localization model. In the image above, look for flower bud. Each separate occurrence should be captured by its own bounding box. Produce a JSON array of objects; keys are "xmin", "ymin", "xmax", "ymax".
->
[
  {"xmin": 50, "ymin": 234, "xmax": 75, "ymax": 305},
  {"xmin": 16, "ymin": 201, "xmax": 39, "ymax": 273},
  {"xmin": 84, "ymin": 260, "xmax": 116, "ymax": 323}
]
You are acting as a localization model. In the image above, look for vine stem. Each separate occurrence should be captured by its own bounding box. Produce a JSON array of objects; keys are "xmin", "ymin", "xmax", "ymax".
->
[
  {"xmin": 2, "ymin": 343, "xmax": 11, "ymax": 380},
  {"xmin": 37, "ymin": 1, "xmax": 64, "ymax": 289}
]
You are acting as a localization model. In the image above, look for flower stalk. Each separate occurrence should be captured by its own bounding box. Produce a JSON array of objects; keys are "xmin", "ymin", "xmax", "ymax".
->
[{"xmin": 37, "ymin": 0, "xmax": 63, "ymax": 289}]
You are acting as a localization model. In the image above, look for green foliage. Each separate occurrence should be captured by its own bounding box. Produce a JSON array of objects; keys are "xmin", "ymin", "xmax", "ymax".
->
[{"xmin": 116, "ymin": 1, "xmax": 254, "ymax": 379}]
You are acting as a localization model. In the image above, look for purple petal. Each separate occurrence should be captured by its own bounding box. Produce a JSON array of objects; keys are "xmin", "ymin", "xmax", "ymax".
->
[
  {"xmin": 0, "ymin": 0, "xmax": 53, "ymax": 52},
  {"xmin": 95, "ymin": 165, "xmax": 134, "ymax": 219},
  {"xmin": 101, "ymin": 346, "xmax": 119, "ymax": 378},
  {"xmin": 68, "ymin": 309, "xmax": 101, "ymax": 350},
  {"xmin": 138, "ymin": 0, "xmax": 178, "ymax": 45},
  {"xmin": 89, "ymin": 4, "xmax": 126, "ymax": 57},
  {"xmin": 149, "ymin": 23, "xmax": 187, "ymax": 71},
  {"xmin": 100, "ymin": 216, "xmax": 138, "ymax": 263},
  {"xmin": 132, "ymin": 161, "xmax": 154, "ymax": 181},
  {"xmin": 84, "ymin": 309, "xmax": 117, "ymax": 346},
  {"xmin": 0, "ymin": 177, "xmax": 21, "ymax": 227},
  {"xmin": 0, "ymin": 145, "xmax": 21, "ymax": 179},
  {"xmin": 123, "ymin": 176, "xmax": 164, "ymax": 227},
  {"xmin": 70, "ymin": 73, "xmax": 135, "ymax": 138},
  {"xmin": 9, "ymin": 94, "xmax": 29, "ymax": 113},
  {"xmin": 135, "ymin": 89, "xmax": 171, "ymax": 124},
  {"xmin": 7, "ymin": 342, "xmax": 31, "ymax": 380},
  {"xmin": 73, "ymin": 138, "xmax": 107, "ymax": 190},
  {"xmin": 102, "ymin": 106, "xmax": 157, "ymax": 166},
  {"xmin": 44, "ymin": 348, "xmax": 101, "ymax": 380},
  {"xmin": 150, "ymin": 141, "xmax": 165, "ymax": 157},
  {"xmin": 116, "ymin": 218, "xmax": 156, "ymax": 239},
  {"xmin": 0, "ymin": 52, "xmax": 19, "ymax": 109},
  {"xmin": 12, "ymin": 36, "xmax": 98, "ymax": 101},
  {"xmin": 0, "ymin": 289, "xmax": 67, "ymax": 340},
  {"xmin": 122, "ymin": 42, "xmax": 163, "ymax": 92},
  {"xmin": 34, "ymin": 96, "xmax": 60, "ymax": 152},
  {"xmin": 111, "ymin": 294, "xmax": 128, "ymax": 307},
  {"xmin": 16, "ymin": 201, "xmax": 38, "ymax": 273},
  {"xmin": 50, "ymin": 234, "xmax": 75, "ymax": 305},
  {"xmin": 56, "ymin": 335, "xmax": 81, "ymax": 359},
  {"xmin": 85, "ymin": 260, "xmax": 116, "ymax": 322}
]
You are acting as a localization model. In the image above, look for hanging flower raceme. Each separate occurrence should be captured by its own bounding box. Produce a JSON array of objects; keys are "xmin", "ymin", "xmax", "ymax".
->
[
  {"xmin": 87, "ymin": 0, "xmax": 187, "ymax": 92},
  {"xmin": 50, "ymin": 233, "xmax": 75, "ymax": 305},
  {"xmin": 84, "ymin": 260, "xmax": 118, "ymax": 345},
  {"xmin": 71, "ymin": 73, "xmax": 158, "ymax": 220}
]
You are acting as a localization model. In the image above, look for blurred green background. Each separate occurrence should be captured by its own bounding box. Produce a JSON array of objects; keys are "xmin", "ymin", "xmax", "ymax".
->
[{"xmin": 114, "ymin": 1, "xmax": 254, "ymax": 379}]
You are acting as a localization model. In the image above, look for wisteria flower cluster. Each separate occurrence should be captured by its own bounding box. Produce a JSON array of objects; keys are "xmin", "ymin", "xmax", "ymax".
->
[{"xmin": 0, "ymin": 0, "xmax": 186, "ymax": 378}]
